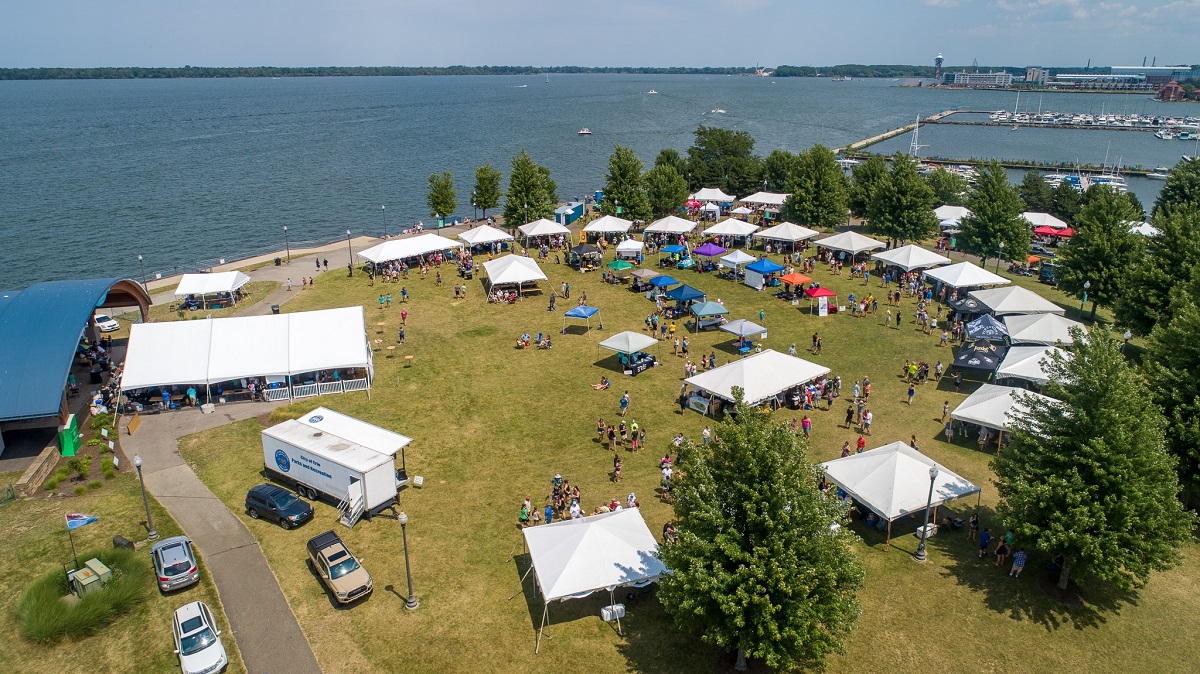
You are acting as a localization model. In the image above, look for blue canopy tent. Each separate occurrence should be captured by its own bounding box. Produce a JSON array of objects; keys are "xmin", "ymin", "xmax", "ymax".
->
[
  {"xmin": 745, "ymin": 258, "xmax": 786, "ymax": 274},
  {"xmin": 663, "ymin": 284, "xmax": 705, "ymax": 304},
  {"xmin": 689, "ymin": 301, "xmax": 730, "ymax": 332},
  {"xmin": 661, "ymin": 245, "xmax": 687, "ymax": 254},
  {"xmin": 648, "ymin": 275, "xmax": 679, "ymax": 288},
  {"xmin": 563, "ymin": 305, "xmax": 601, "ymax": 333},
  {"xmin": 966, "ymin": 314, "xmax": 1010, "ymax": 342}
]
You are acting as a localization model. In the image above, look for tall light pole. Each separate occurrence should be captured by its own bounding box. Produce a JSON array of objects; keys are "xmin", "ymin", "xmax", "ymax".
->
[
  {"xmin": 137, "ymin": 255, "xmax": 147, "ymax": 292},
  {"xmin": 471, "ymin": 191, "xmax": 477, "ymax": 222},
  {"xmin": 1080, "ymin": 280, "xmax": 1090, "ymax": 319},
  {"xmin": 346, "ymin": 229, "xmax": 354, "ymax": 277},
  {"xmin": 133, "ymin": 454, "xmax": 158, "ymax": 541},
  {"xmin": 995, "ymin": 240, "xmax": 1004, "ymax": 273},
  {"xmin": 283, "ymin": 226, "xmax": 290, "ymax": 263},
  {"xmin": 398, "ymin": 511, "xmax": 419, "ymax": 610},
  {"xmin": 914, "ymin": 463, "xmax": 939, "ymax": 562},
  {"xmin": 381, "ymin": 205, "xmax": 388, "ymax": 238}
]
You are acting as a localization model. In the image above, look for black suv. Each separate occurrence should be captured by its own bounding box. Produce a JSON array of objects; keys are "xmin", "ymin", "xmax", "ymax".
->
[{"xmin": 245, "ymin": 483, "xmax": 314, "ymax": 529}]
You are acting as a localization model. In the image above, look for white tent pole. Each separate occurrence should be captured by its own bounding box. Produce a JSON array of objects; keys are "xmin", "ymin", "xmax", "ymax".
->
[
  {"xmin": 611, "ymin": 588, "xmax": 623, "ymax": 636},
  {"xmin": 535, "ymin": 603, "xmax": 549, "ymax": 654},
  {"xmin": 508, "ymin": 563, "xmax": 535, "ymax": 600}
]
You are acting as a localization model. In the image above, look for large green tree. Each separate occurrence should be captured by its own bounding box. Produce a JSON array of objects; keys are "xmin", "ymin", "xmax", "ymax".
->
[
  {"xmin": 426, "ymin": 171, "xmax": 457, "ymax": 219},
  {"xmin": 1017, "ymin": 170, "xmax": 1055, "ymax": 213},
  {"xmin": 1145, "ymin": 278, "xmax": 1200, "ymax": 499},
  {"xmin": 472, "ymin": 162, "xmax": 502, "ymax": 218},
  {"xmin": 1056, "ymin": 186, "xmax": 1143, "ymax": 321},
  {"xmin": 659, "ymin": 391, "xmax": 864, "ymax": 672},
  {"xmin": 780, "ymin": 145, "xmax": 849, "ymax": 231},
  {"xmin": 764, "ymin": 149, "xmax": 799, "ymax": 192},
  {"xmin": 645, "ymin": 163, "xmax": 689, "ymax": 216},
  {"xmin": 847, "ymin": 156, "xmax": 889, "ymax": 221},
  {"xmin": 958, "ymin": 160, "xmax": 1029, "ymax": 267},
  {"xmin": 684, "ymin": 125, "xmax": 763, "ymax": 196},
  {"xmin": 993, "ymin": 328, "xmax": 1195, "ymax": 591},
  {"xmin": 1153, "ymin": 157, "xmax": 1200, "ymax": 216},
  {"xmin": 1051, "ymin": 181, "xmax": 1082, "ymax": 223},
  {"xmin": 1113, "ymin": 206, "xmax": 1200, "ymax": 336},
  {"xmin": 502, "ymin": 149, "xmax": 558, "ymax": 226},
  {"xmin": 865, "ymin": 154, "xmax": 938, "ymax": 244},
  {"xmin": 600, "ymin": 145, "xmax": 651, "ymax": 221},
  {"xmin": 925, "ymin": 167, "xmax": 969, "ymax": 207},
  {"xmin": 655, "ymin": 147, "xmax": 687, "ymax": 176}
]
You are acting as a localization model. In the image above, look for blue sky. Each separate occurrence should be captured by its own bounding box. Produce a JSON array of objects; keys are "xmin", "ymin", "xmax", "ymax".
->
[{"xmin": 1, "ymin": 0, "xmax": 1196, "ymax": 68}]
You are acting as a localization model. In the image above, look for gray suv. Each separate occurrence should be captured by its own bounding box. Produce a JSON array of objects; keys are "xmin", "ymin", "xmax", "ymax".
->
[
  {"xmin": 150, "ymin": 536, "xmax": 200, "ymax": 592},
  {"xmin": 245, "ymin": 483, "xmax": 314, "ymax": 530}
]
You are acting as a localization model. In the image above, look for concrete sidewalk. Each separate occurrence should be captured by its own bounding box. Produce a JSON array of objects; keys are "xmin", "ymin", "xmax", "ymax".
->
[{"xmin": 122, "ymin": 403, "xmax": 321, "ymax": 674}]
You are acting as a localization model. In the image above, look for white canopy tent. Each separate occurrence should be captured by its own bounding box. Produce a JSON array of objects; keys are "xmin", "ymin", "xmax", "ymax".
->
[
  {"xmin": 870, "ymin": 245, "xmax": 951, "ymax": 272},
  {"xmin": 996, "ymin": 346, "xmax": 1069, "ymax": 385},
  {"xmin": 458, "ymin": 224, "xmax": 514, "ymax": 246},
  {"xmin": 120, "ymin": 306, "xmax": 373, "ymax": 400},
  {"xmin": 684, "ymin": 349, "xmax": 829, "ymax": 407},
  {"xmin": 923, "ymin": 262, "xmax": 1010, "ymax": 289},
  {"xmin": 719, "ymin": 319, "xmax": 766, "ymax": 339},
  {"xmin": 598, "ymin": 331, "xmax": 659, "ymax": 355},
  {"xmin": 521, "ymin": 509, "xmax": 667, "ymax": 652},
  {"xmin": 174, "ymin": 271, "xmax": 252, "ymax": 298},
  {"xmin": 969, "ymin": 286, "xmax": 1066, "ymax": 316},
  {"xmin": 703, "ymin": 219, "xmax": 759, "ymax": 238},
  {"xmin": 483, "ymin": 255, "xmax": 547, "ymax": 289},
  {"xmin": 615, "ymin": 239, "xmax": 644, "ymax": 259},
  {"xmin": 740, "ymin": 191, "xmax": 789, "ymax": 207},
  {"xmin": 357, "ymin": 234, "xmax": 463, "ymax": 264},
  {"xmin": 702, "ymin": 202, "xmax": 721, "ymax": 215},
  {"xmin": 813, "ymin": 231, "xmax": 886, "ymax": 255},
  {"xmin": 518, "ymin": 218, "xmax": 571, "ymax": 238},
  {"xmin": 583, "ymin": 215, "xmax": 633, "ymax": 234},
  {"xmin": 754, "ymin": 222, "xmax": 819, "ymax": 243},
  {"xmin": 934, "ymin": 205, "xmax": 971, "ymax": 224},
  {"xmin": 719, "ymin": 250, "xmax": 755, "ymax": 269},
  {"xmin": 690, "ymin": 187, "xmax": 735, "ymax": 202},
  {"xmin": 820, "ymin": 441, "xmax": 981, "ymax": 550},
  {"xmin": 1003, "ymin": 313, "xmax": 1085, "ymax": 345},
  {"xmin": 1127, "ymin": 221, "xmax": 1160, "ymax": 237},
  {"xmin": 1022, "ymin": 212, "xmax": 1070, "ymax": 230},
  {"xmin": 644, "ymin": 215, "xmax": 697, "ymax": 234},
  {"xmin": 731, "ymin": 206, "xmax": 753, "ymax": 216},
  {"xmin": 951, "ymin": 383, "xmax": 1059, "ymax": 449}
]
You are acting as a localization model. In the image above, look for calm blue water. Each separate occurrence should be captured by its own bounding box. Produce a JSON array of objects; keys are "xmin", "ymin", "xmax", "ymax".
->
[{"xmin": 0, "ymin": 75, "xmax": 1184, "ymax": 289}]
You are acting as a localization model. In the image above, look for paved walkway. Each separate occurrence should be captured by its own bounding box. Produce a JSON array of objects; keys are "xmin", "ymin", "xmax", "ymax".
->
[{"xmin": 122, "ymin": 403, "xmax": 321, "ymax": 674}]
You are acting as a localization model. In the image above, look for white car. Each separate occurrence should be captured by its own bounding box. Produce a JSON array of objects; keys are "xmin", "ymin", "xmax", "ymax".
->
[
  {"xmin": 171, "ymin": 601, "xmax": 228, "ymax": 674},
  {"xmin": 94, "ymin": 314, "xmax": 120, "ymax": 332}
]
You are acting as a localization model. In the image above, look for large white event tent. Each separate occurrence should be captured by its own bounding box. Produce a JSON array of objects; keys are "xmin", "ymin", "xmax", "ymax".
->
[
  {"xmin": 740, "ymin": 191, "xmax": 789, "ymax": 208},
  {"xmin": 615, "ymin": 239, "xmax": 644, "ymax": 260},
  {"xmin": 813, "ymin": 231, "xmax": 886, "ymax": 255},
  {"xmin": 821, "ymin": 441, "xmax": 981, "ymax": 549},
  {"xmin": 583, "ymin": 215, "xmax": 633, "ymax": 234},
  {"xmin": 951, "ymin": 383, "xmax": 1059, "ymax": 448},
  {"xmin": 703, "ymin": 219, "xmax": 759, "ymax": 238},
  {"xmin": 969, "ymin": 286, "xmax": 1066, "ymax": 315},
  {"xmin": 1003, "ymin": 313, "xmax": 1084, "ymax": 345},
  {"xmin": 358, "ymin": 234, "xmax": 462, "ymax": 264},
  {"xmin": 870, "ymin": 245, "xmax": 951, "ymax": 272},
  {"xmin": 754, "ymin": 222, "xmax": 819, "ymax": 244},
  {"xmin": 120, "ymin": 307, "xmax": 373, "ymax": 401},
  {"xmin": 1022, "ymin": 212, "xmax": 1070, "ymax": 230},
  {"xmin": 934, "ymin": 205, "xmax": 971, "ymax": 225},
  {"xmin": 996, "ymin": 346, "xmax": 1068, "ymax": 385},
  {"xmin": 684, "ymin": 349, "xmax": 829, "ymax": 408},
  {"xmin": 482, "ymin": 255, "xmax": 547, "ymax": 290},
  {"xmin": 923, "ymin": 262, "xmax": 1010, "ymax": 289},
  {"xmin": 691, "ymin": 187, "xmax": 735, "ymax": 202},
  {"xmin": 518, "ymin": 218, "xmax": 571, "ymax": 238},
  {"xmin": 644, "ymin": 215, "xmax": 697, "ymax": 234},
  {"xmin": 174, "ymin": 272, "xmax": 252, "ymax": 299},
  {"xmin": 521, "ymin": 509, "xmax": 667, "ymax": 653},
  {"xmin": 458, "ymin": 224, "xmax": 514, "ymax": 246}
]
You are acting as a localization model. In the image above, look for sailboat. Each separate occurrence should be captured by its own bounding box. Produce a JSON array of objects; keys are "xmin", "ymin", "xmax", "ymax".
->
[
  {"xmin": 909, "ymin": 115, "xmax": 927, "ymax": 157},
  {"xmin": 545, "ymin": 73, "xmax": 549, "ymax": 83}
]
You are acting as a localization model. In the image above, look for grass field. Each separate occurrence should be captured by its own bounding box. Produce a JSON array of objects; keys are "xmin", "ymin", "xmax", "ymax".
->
[
  {"xmin": 175, "ymin": 238, "xmax": 1200, "ymax": 673},
  {"xmin": 0, "ymin": 472, "xmax": 244, "ymax": 674}
]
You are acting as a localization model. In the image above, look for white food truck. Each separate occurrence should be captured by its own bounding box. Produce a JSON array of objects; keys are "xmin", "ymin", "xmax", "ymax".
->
[{"xmin": 262, "ymin": 407, "xmax": 412, "ymax": 527}]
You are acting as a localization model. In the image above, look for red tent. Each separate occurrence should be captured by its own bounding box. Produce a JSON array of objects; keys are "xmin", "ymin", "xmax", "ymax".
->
[
  {"xmin": 1033, "ymin": 225, "xmax": 1073, "ymax": 237},
  {"xmin": 804, "ymin": 287, "xmax": 837, "ymax": 298}
]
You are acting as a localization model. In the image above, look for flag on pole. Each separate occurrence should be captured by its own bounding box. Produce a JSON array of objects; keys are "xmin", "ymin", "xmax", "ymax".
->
[{"xmin": 65, "ymin": 513, "xmax": 99, "ymax": 531}]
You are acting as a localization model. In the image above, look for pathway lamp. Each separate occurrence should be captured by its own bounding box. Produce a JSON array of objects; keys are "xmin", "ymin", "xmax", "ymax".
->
[
  {"xmin": 133, "ymin": 454, "xmax": 158, "ymax": 541},
  {"xmin": 914, "ymin": 464, "xmax": 938, "ymax": 562}
]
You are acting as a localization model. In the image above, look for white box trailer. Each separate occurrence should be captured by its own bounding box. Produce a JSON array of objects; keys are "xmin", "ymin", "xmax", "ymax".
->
[{"xmin": 262, "ymin": 407, "xmax": 412, "ymax": 527}]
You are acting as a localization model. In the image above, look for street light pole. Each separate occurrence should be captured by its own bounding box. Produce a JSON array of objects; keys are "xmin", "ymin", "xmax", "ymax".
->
[
  {"xmin": 137, "ymin": 255, "xmax": 147, "ymax": 292},
  {"xmin": 346, "ymin": 229, "xmax": 354, "ymax": 277},
  {"xmin": 1080, "ymin": 280, "xmax": 1090, "ymax": 319},
  {"xmin": 472, "ymin": 191, "xmax": 477, "ymax": 222},
  {"xmin": 283, "ymin": 226, "xmax": 290, "ymax": 263},
  {"xmin": 381, "ymin": 205, "xmax": 387, "ymax": 238},
  {"xmin": 995, "ymin": 240, "xmax": 1004, "ymax": 273},
  {"xmin": 914, "ymin": 464, "xmax": 939, "ymax": 562},
  {"xmin": 398, "ymin": 511, "xmax": 419, "ymax": 610},
  {"xmin": 133, "ymin": 454, "xmax": 158, "ymax": 541}
]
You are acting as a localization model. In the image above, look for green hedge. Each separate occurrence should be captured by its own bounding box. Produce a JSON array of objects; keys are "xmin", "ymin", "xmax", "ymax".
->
[{"xmin": 15, "ymin": 548, "xmax": 151, "ymax": 643}]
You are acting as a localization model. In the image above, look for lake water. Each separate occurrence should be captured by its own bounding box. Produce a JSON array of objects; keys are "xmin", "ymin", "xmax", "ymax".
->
[{"xmin": 0, "ymin": 75, "xmax": 1187, "ymax": 288}]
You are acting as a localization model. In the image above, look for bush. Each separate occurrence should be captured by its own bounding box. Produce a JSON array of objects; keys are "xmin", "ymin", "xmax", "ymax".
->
[
  {"xmin": 43, "ymin": 478, "xmax": 60, "ymax": 491},
  {"xmin": 88, "ymin": 413, "xmax": 114, "ymax": 431},
  {"xmin": 73, "ymin": 486, "xmax": 87, "ymax": 496},
  {"xmin": 103, "ymin": 469, "xmax": 116, "ymax": 480},
  {"xmin": 87, "ymin": 481, "xmax": 103, "ymax": 490},
  {"xmin": 15, "ymin": 548, "xmax": 152, "ymax": 643}
]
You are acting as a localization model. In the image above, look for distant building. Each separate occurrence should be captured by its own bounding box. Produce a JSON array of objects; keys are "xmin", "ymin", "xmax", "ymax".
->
[
  {"xmin": 935, "ymin": 53, "xmax": 944, "ymax": 81},
  {"xmin": 1025, "ymin": 67, "xmax": 1049, "ymax": 85},
  {"xmin": 1159, "ymin": 80, "xmax": 1186, "ymax": 101},
  {"xmin": 944, "ymin": 71, "xmax": 1013, "ymax": 88},
  {"xmin": 1110, "ymin": 65, "xmax": 1192, "ymax": 85}
]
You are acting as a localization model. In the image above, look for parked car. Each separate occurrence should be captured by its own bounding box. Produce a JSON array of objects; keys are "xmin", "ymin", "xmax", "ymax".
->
[
  {"xmin": 171, "ymin": 600, "xmax": 228, "ymax": 674},
  {"xmin": 150, "ymin": 536, "xmax": 200, "ymax": 592},
  {"xmin": 245, "ymin": 483, "xmax": 313, "ymax": 530},
  {"xmin": 94, "ymin": 314, "xmax": 120, "ymax": 332},
  {"xmin": 307, "ymin": 530, "xmax": 373, "ymax": 604}
]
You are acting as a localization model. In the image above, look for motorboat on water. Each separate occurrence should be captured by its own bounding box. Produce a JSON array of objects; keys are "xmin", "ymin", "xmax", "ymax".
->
[
  {"xmin": 577, "ymin": 128, "xmax": 592, "ymax": 135},
  {"xmin": 711, "ymin": 107, "xmax": 727, "ymax": 114},
  {"xmin": 647, "ymin": 89, "xmax": 658, "ymax": 94},
  {"xmin": 1147, "ymin": 167, "xmax": 1169, "ymax": 180}
]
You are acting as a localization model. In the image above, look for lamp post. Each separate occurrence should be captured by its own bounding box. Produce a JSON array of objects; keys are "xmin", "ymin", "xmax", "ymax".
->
[
  {"xmin": 398, "ymin": 512, "xmax": 419, "ymax": 610},
  {"xmin": 1080, "ymin": 280, "xmax": 1090, "ymax": 319},
  {"xmin": 381, "ymin": 205, "xmax": 387, "ymax": 238},
  {"xmin": 1123, "ymin": 329, "xmax": 1132, "ymax": 354},
  {"xmin": 914, "ymin": 464, "xmax": 939, "ymax": 562},
  {"xmin": 471, "ymin": 191, "xmax": 477, "ymax": 221},
  {"xmin": 137, "ymin": 255, "xmax": 147, "ymax": 292},
  {"xmin": 995, "ymin": 240, "xmax": 1004, "ymax": 273},
  {"xmin": 132, "ymin": 455, "xmax": 158, "ymax": 541},
  {"xmin": 283, "ymin": 226, "xmax": 290, "ymax": 263},
  {"xmin": 346, "ymin": 229, "xmax": 353, "ymax": 277}
]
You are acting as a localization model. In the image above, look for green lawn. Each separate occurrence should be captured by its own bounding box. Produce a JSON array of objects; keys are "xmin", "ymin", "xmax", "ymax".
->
[
  {"xmin": 176, "ymin": 238, "xmax": 1200, "ymax": 673},
  {"xmin": 0, "ymin": 472, "xmax": 245, "ymax": 674}
]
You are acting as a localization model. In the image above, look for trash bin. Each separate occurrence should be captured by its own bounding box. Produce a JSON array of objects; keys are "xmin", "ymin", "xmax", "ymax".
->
[
  {"xmin": 274, "ymin": 257, "xmax": 282, "ymax": 266},
  {"xmin": 271, "ymin": 304, "xmax": 280, "ymax": 315}
]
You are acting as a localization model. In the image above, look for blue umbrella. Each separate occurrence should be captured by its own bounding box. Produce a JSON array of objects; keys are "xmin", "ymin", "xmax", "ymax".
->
[{"xmin": 649, "ymin": 275, "xmax": 680, "ymax": 288}]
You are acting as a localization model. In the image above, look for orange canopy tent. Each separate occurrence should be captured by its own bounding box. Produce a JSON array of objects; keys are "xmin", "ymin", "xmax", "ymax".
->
[{"xmin": 779, "ymin": 272, "xmax": 812, "ymax": 286}]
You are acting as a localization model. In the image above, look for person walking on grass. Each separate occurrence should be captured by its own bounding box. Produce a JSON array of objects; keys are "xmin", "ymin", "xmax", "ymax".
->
[
  {"xmin": 613, "ymin": 455, "xmax": 623, "ymax": 483},
  {"xmin": 862, "ymin": 409, "xmax": 872, "ymax": 435},
  {"xmin": 845, "ymin": 404, "xmax": 855, "ymax": 428},
  {"xmin": 401, "ymin": 287, "xmax": 408, "ymax": 303},
  {"xmin": 978, "ymin": 528, "xmax": 991, "ymax": 559},
  {"xmin": 907, "ymin": 383, "xmax": 916, "ymax": 405},
  {"xmin": 841, "ymin": 441, "xmax": 851, "ymax": 458},
  {"xmin": 968, "ymin": 513, "xmax": 979, "ymax": 541},
  {"xmin": 953, "ymin": 370, "xmax": 962, "ymax": 393},
  {"xmin": 620, "ymin": 390, "xmax": 630, "ymax": 417},
  {"xmin": 1010, "ymin": 548, "xmax": 1027, "ymax": 578},
  {"xmin": 941, "ymin": 400, "xmax": 950, "ymax": 423},
  {"xmin": 801, "ymin": 415, "xmax": 811, "ymax": 438}
]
